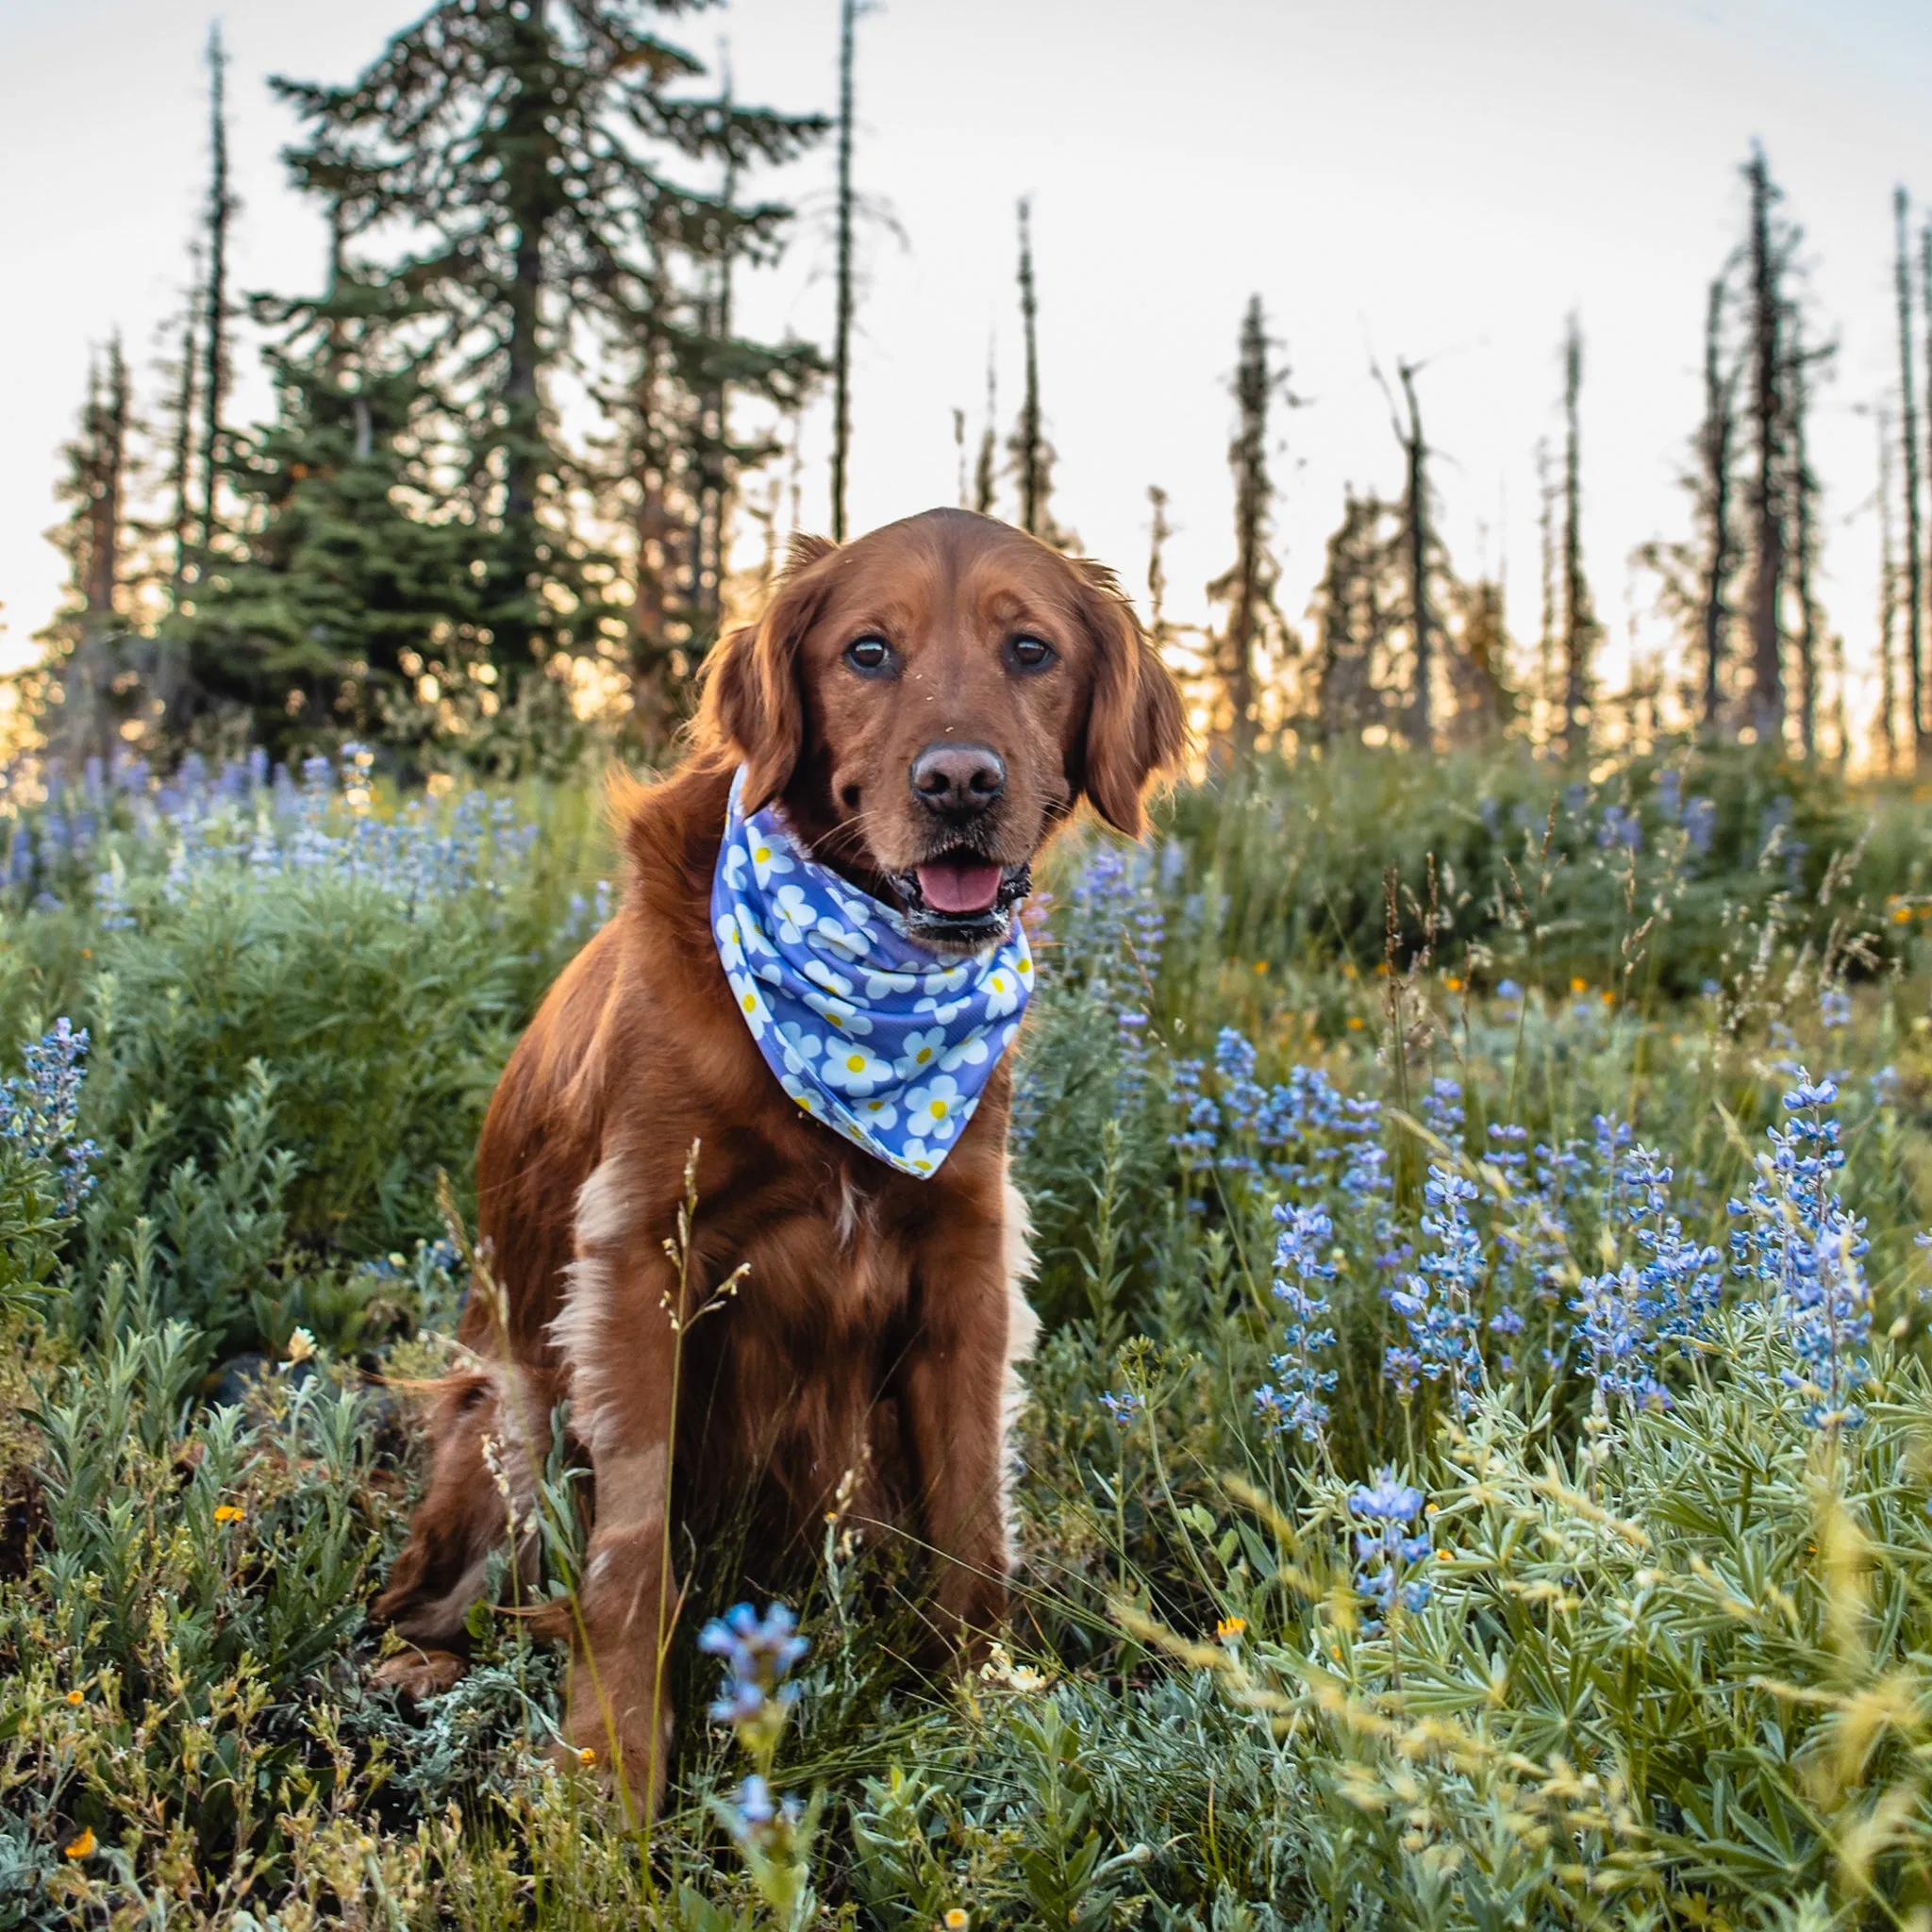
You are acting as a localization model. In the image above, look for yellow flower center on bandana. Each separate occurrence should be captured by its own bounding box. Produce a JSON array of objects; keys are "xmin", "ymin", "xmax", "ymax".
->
[{"xmin": 713, "ymin": 768, "xmax": 1032, "ymax": 1179}]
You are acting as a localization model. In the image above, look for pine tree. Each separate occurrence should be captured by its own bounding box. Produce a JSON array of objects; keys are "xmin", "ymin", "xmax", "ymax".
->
[
  {"xmin": 1743, "ymin": 149, "xmax": 1790, "ymax": 749},
  {"xmin": 197, "ymin": 25, "xmax": 237, "ymax": 593},
  {"xmin": 1312, "ymin": 490, "xmax": 1398, "ymax": 743},
  {"xmin": 1208, "ymin": 297, "xmax": 1287, "ymax": 761},
  {"xmin": 273, "ymin": 0, "xmax": 824, "ymax": 722},
  {"xmin": 43, "ymin": 341, "xmax": 135, "ymax": 762},
  {"xmin": 181, "ymin": 256, "xmax": 488, "ymax": 757}
]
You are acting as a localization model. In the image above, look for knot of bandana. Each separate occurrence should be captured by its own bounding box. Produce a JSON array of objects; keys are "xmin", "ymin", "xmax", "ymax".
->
[{"xmin": 711, "ymin": 768, "xmax": 1034, "ymax": 1177}]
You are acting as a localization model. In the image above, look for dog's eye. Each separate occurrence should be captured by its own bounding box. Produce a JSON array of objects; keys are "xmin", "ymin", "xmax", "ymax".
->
[
  {"xmin": 1008, "ymin": 635, "xmax": 1056, "ymax": 673},
  {"xmin": 843, "ymin": 635, "xmax": 895, "ymax": 676}
]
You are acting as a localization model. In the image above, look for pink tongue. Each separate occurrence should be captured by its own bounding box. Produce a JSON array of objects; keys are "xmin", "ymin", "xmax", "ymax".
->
[{"xmin": 915, "ymin": 858, "xmax": 1004, "ymax": 916}]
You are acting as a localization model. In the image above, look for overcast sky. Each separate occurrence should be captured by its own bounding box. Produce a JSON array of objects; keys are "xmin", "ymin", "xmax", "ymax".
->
[{"xmin": 4, "ymin": 0, "xmax": 1931, "ymax": 729}]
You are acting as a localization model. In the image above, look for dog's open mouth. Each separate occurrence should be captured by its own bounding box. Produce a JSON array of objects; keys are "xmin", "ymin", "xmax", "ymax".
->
[{"xmin": 891, "ymin": 852, "xmax": 1032, "ymax": 944}]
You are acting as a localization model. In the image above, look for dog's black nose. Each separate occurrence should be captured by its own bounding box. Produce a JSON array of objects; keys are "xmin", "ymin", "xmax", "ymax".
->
[{"xmin": 909, "ymin": 741, "xmax": 1007, "ymax": 817}]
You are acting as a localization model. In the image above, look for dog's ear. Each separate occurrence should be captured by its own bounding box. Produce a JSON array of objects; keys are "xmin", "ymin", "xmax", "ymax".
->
[
  {"xmin": 699, "ymin": 536, "xmax": 839, "ymax": 811},
  {"xmin": 1070, "ymin": 558, "xmax": 1188, "ymax": 839}
]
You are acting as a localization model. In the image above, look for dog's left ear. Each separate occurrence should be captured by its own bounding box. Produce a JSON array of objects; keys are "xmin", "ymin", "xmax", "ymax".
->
[
  {"xmin": 699, "ymin": 535, "xmax": 840, "ymax": 810},
  {"xmin": 1070, "ymin": 558, "xmax": 1187, "ymax": 839}
]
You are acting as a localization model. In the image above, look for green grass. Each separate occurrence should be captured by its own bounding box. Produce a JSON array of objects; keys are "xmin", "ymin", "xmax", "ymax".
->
[{"xmin": 5, "ymin": 741, "xmax": 1932, "ymax": 1926}]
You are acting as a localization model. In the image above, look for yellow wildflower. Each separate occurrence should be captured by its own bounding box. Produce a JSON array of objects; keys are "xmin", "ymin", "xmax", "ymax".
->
[
  {"xmin": 64, "ymin": 1690, "xmax": 84, "ymax": 1707},
  {"xmin": 577, "ymin": 1747, "xmax": 597, "ymax": 1767},
  {"xmin": 1347, "ymin": 1016, "xmax": 1365, "ymax": 1031},
  {"xmin": 1253, "ymin": 959, "xmax": 1269, "ymax": 974},
  {"xmin": 944, "ymin": 1913, "xmax": 971, "ymax": 1931},
  {"xmin": 1216, "ymin": 1616, "xmax": 1246, "ymax": 1642},
  {"xmin": 1444, "ymin": 976, "xmax": 1463, "ymax": 992},
  {"xmin": 64, "ymin": 1829, "xmax": 94, "ymax": 1860},
  {"xmin": 285, "ymin": 1326, "xmax": 317, "ymax": 1364},
  {"xmin": 1570, "ymin": 976, "xmax": 1589, "ymax": 994},
  {"xmin": 213, "ymin": 1504, "xmax": 244, "ymax": 1524}
]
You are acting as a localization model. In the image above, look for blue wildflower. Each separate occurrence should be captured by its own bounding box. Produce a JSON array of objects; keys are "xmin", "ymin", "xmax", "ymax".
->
[{"xmin": 1257, "ymin": 1199, "xmax": 1339, "ymax": 1443}]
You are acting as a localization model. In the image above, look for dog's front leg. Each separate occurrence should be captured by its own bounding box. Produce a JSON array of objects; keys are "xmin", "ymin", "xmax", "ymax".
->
[
  {"xmin": 550, "ymin": 1158, "xmax": 683, "ymax": 1812},
  {"xmin": 901, "ymin": 1209, "xmax": 1022, "ymax": 1647}
]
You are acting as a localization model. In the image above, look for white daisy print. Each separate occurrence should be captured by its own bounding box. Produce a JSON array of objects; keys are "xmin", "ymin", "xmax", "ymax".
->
[
  {"xmin": 979, "ymin": 965, "xmax": 1022, "ymax": 1019},
  {"xmin": 771, "ymin": 882, "xmax": 816, "ymax": 944},
  {"xmin": 896, "ymin": 1025, "xmax": 946, "ymax": 1076},
  {"xmin": 715, "ymin": 910, "xmax": 746, "ymax": 972},
  {"xmin": 822, "ymin": 1042, "xmax": 896, "ymax": 1097},
  {"xmin": 940, "ymin": 1030, "xmax": 991, "ymax": 1073},
  {"xmin": 749, "ymin": 836, "xmax": 794, "ymax": 888},
  {"xmin": 728, "ymin": 970, "xmax": 769, "ymax": 1040},
  {"xmin": 906, "ymin": 1074, "xmax": 966, "ymax": 1140},
  {"xmin": 857, "ymin": 1094, "xmax": 900, "ymax": 1133},
  {"xmin": 776, "ymin": 1017, "xmax": 825, "ymax": 1072},
  {"xmin": 804, "ymin": 986, "xmax": 873, "ymax": 1036}
]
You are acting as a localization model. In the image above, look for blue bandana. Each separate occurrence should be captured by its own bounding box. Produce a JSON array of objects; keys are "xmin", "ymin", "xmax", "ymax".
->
[{"xmin": 711, "ymin": 769, "xmax": 1034, "ymax": 1177}]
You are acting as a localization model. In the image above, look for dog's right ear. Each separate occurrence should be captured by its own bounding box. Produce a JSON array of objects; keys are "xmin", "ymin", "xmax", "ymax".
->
[{"xmin": 699, "ymin": 535, "xmax": 839, "ymax": 811}]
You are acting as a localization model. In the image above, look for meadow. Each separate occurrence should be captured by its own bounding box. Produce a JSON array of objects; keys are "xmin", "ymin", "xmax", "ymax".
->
[{"xmin": 6, "ymin": 741, "xmax": 1932, "ymax": 1928}]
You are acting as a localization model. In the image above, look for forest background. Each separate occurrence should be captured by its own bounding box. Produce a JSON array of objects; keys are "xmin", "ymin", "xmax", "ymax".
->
[{"xmin": 8, "ymin": 0, "xmax": 1932, "ymax": 771}]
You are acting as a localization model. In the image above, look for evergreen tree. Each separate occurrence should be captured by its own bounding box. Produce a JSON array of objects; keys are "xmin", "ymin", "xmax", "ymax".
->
[
  {"xmin": 42, "ymin": 341, "xmax": 136, "ymax": 762},
  {"xmin": 270, "ymin": 0, "xmax": 824, "ymax": 724},
  {"xmin": 197, "ymin": 25, "xmax": 238, "ymax": 593},
  {"xmin": 1312, "ymin": 490, "xmax": 1399, "ymax": 743},
  {"xmin": 180, "ymin": 264, "xmax": 488, "ymax": 758},
  {"xmin": 1743, "ymin": 148, "xmax": 1790, "ymax": 748},
  {"xmin": 1208, "ymin": 297, "xmax": 1288, "ymax": 760}
]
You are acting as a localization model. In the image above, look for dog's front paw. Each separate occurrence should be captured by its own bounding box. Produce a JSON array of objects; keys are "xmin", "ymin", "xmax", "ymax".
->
[{"xmin": 371, "ymin": 1645, "xmax": 467, "ymax": 1700}]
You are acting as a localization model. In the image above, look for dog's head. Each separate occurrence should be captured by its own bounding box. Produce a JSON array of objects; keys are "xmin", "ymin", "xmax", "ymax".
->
[{"xmin": 700, "ymin": 508, "xmax": 1186, "ymax": 953}]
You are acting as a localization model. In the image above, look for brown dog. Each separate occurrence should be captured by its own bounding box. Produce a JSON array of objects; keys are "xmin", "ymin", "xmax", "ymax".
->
[{"xmin": 374, "ymin": 508, "xmax": 1185, "ymax": 1801}]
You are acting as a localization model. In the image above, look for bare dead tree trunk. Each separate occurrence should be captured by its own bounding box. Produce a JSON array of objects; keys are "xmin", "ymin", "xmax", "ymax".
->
[
  {"xmin": 829, "ymin": 0, "xmax": 856, "ymax": 541},
  {"xmin": 1147, "ymin": 484, "xmax": 1172, "ymax": 637},
  {"xmin": 1398, "ymin": 363, "xmax": 1433, "ymax": 748},
  {"xmin": 1878, "ymin": 401, "xmax": 1901, "ymax": 772},
  {"xmin": 197, "ymin": 24, "xmax": 234, "ymax": 585},
  {"xmin": 1561, "ymin": 316, "xmax": 1596, "ymax": 756},
  {"xmin": 1536, "ymin": 436, "xmax": 1555, "ymax": 746},
  {"xmin": 1922, "ymin": 220, "xmax": 1932, "ymax": 746},
  {"xmin": 1744, "ymin": 150, "xmax": 1788, "ymax": 750},
  {"xmin": 1697, "ymin": 276, "xmax": 1738, "ymax": 733},
  {"xmin": 953, "ymin": 408, "xmax": 967, "ymax": 508},
  {"xmin": 1898, "ymin": 188, "xmax": 1924, "ymax": 758},
  {"xmin": 974, "ymin": 339, "xmax": 996, "ymax": 517},
  {"xmin": 1015, "ymin": 199, "xmax": 1043, "ymax": 537},
  {"xmin": 1790, "ymin": 321, "xmax": 1820, "ymax": 759}
]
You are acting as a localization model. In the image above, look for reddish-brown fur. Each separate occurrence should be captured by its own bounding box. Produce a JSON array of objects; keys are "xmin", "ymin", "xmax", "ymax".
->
[{"xmin": 374, "ymin": 509, "xmax": 1185, "ymax": 1803}]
